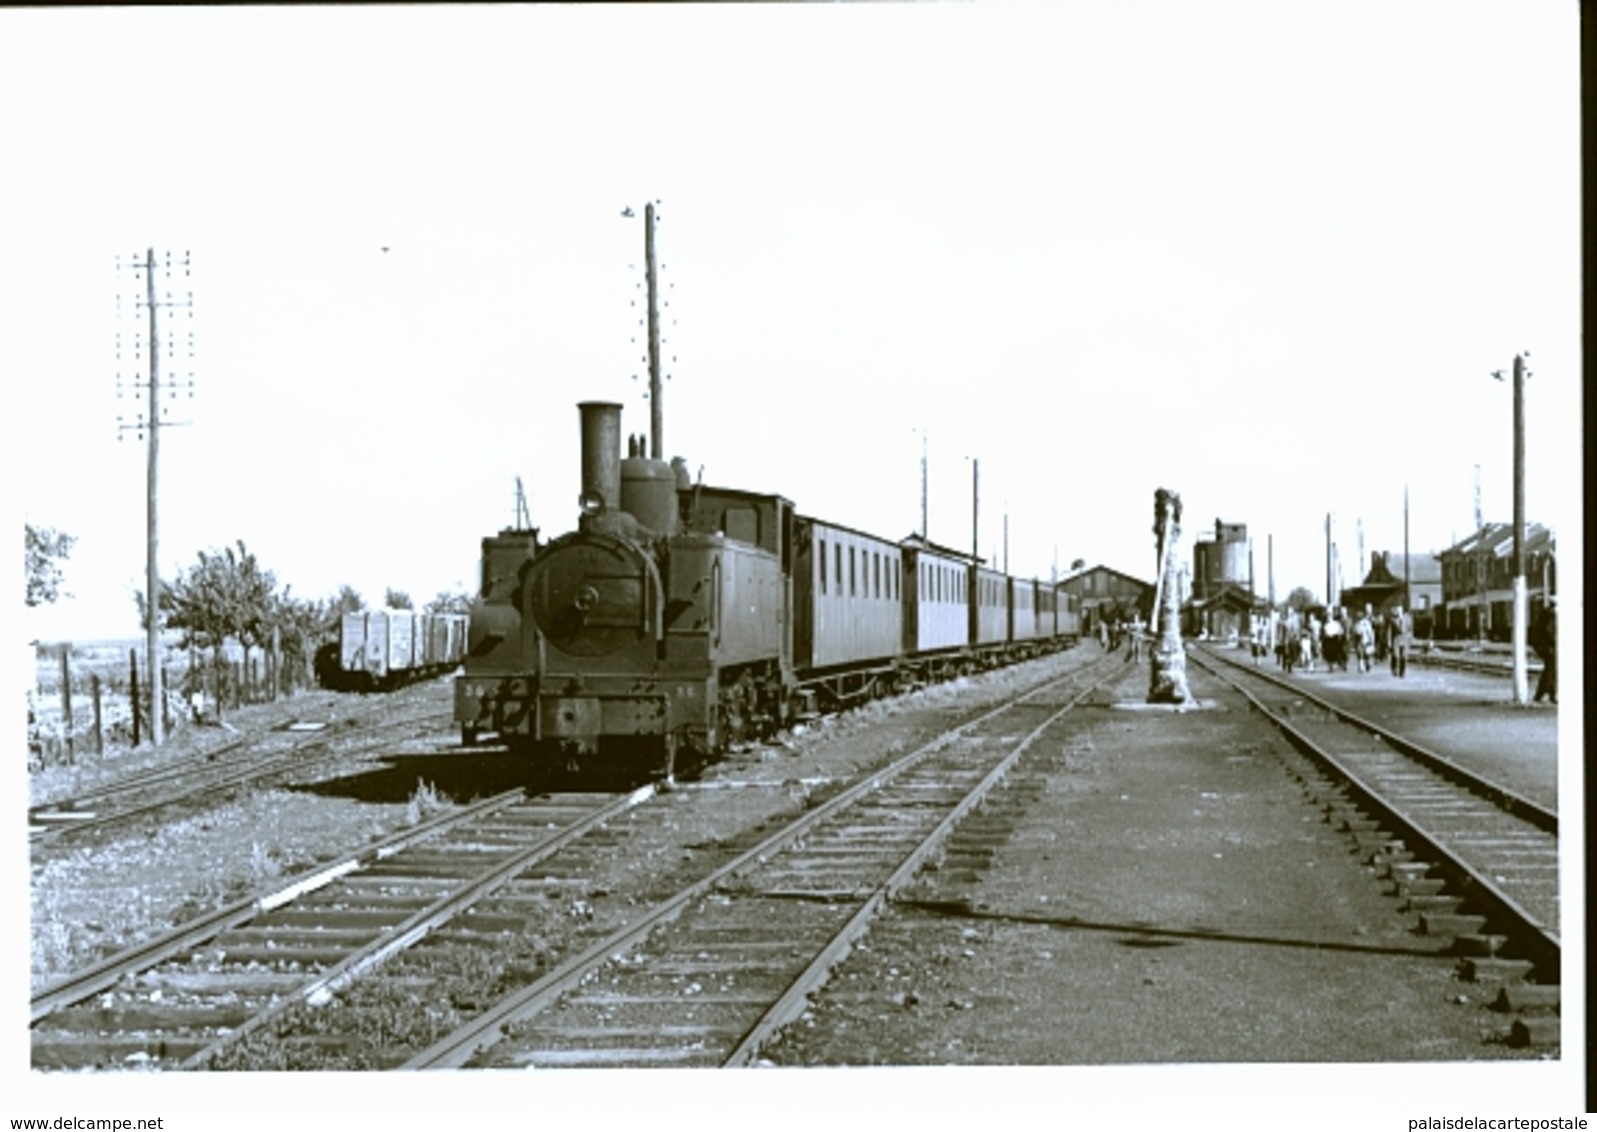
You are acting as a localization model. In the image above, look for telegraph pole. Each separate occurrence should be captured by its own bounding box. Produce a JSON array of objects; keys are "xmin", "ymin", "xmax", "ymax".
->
[
  {"xmin": 1473, "ymin": 464, "xmax": 1486, "ymax": 642},
  {"xmin": 1497, "ymin": 355, "xmax": 1531, "ymax": 704},
  {"xmin": 116, "ymin": 248, "xmax": 194, "ymax": 747},
  {"xmin": 918, "ymin": 430, "xmax": 928, "ymax": 539},
  {"xmin": 1403, "ymin": 485, "xmax": 1412, "ymax": 612},
  {"xmin": 644, "ymin": 202, "xmax": 663, "ymax": 459},
  {"xmin": 971, "ymin": 458, "xmax": 979, "ymax": 562}
]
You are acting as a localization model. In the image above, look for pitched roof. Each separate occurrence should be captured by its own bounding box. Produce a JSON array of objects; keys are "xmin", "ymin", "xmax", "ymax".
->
[
  {"xmin": 1437, "ymin": 522, "xmax": 1554, "ymax": 560},
  {"xmin": 1362, "ymin": 551, "xmax": 1442, "ymax": 586},
  {"xmin": 1055, "ymin": 563, "xmax": 1154, "ymax": 591}
]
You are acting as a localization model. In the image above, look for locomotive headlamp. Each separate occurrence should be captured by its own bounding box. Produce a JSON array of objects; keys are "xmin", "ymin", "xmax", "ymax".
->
[{"xmin": 579, "ymin": 492, "xmax": 604, "ymax": 516}]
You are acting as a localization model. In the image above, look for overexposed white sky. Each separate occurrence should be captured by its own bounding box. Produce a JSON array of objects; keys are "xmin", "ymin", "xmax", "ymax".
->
[
  {"xmin": 4, "ymin": 2, "xmax": 1580, "ymax": 640},
  {"xmin": 2, "ymin": 1, "xmax": 1584, "ymax": 1118}
]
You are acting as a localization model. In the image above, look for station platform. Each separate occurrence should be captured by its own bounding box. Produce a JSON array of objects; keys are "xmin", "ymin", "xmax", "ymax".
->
[{"xmin": 1193, "ymin": 642, "xmax": 1562, "ymax": 812}]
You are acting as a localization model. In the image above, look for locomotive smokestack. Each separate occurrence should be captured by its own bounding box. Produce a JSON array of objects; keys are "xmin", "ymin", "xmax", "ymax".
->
[{"xmin": 577, "ymin": 401, "xmax": 623, "ymax": 517}]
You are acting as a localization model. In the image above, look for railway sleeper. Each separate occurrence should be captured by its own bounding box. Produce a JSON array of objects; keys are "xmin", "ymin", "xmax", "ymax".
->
[
  {"xmin": 1458, "ymin": 956, "xmax": 1535, "ymax": 983},
  {"xmin": 1491, "ymin": 984, "xmax": 1561, "ymax": 1013},
  {"xmin": 31, "ymin": 1034, "xmax": 213, "ymax": 1070},
  {"xmin": 1419, "ymin": 912, "xmax": 1489, "ymax": 939},
  {"xmin": 1506, "ymin": 1016, "xmax": 1561, "ymax": 1048},
  {"xmin": 42, "ymin": 1002, "xmax": 254, "ymax": 1031}
]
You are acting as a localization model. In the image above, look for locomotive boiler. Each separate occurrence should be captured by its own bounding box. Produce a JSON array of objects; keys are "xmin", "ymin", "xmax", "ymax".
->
[{"xmin": 455, "ymin": 401, "xmax": 795, "ymax": 780}]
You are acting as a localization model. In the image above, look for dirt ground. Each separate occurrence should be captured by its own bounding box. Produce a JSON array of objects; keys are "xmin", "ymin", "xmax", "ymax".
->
[
  {"xmin": 27, "ymin": 649, "xmax": 1561, "ymax": 1084},
  {"xmin": 762, "ymin": 657, "xmax": 1555, "ymax": 1067}
]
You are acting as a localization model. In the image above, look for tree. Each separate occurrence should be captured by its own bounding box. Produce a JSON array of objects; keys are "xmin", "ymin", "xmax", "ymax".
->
[
  {"xmin": 330, "ymin": 584, "xmax": 365, "ymax": 619},
  {"xmin": 384, "ymin": 588, "xmax": 413, "ymax": 610},
  {"xmin": 145, "ymin": 541, "xmax": 277, "ymax": 715},
  {"xmin": 25, "ymin": 524, "xmax": 75, "ymax": 607},
  {"xmin": 271, "ymin": 589, "xmax": 332, "ymax": 693},
  {"xmin": 1284, "ymin": 586, "xmax": 1318, "ymax": 614},
  {"xmin": 425, "ymin": 588, "xmax": 471, "ymax": 615}
]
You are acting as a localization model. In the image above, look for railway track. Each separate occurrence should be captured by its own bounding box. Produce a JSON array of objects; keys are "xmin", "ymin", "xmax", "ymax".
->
[
  {"xmin": 28, "ymin": 707, "xmax": 452, "ymax": 844},
  {"xmin": 1189, "ymin": 646, "xmax": 1560, "ymax": 1045},
  {"xmin": 1410, "ymin": 646, "xmax": 1545, "ymax": 679},
  {"xmin": 401, "ymin": 651, "xmax": 1128, "ymax": 1069},
  {"xmin": 30, "ymin": 785, "xmax": 653, "ymax": 1070}
]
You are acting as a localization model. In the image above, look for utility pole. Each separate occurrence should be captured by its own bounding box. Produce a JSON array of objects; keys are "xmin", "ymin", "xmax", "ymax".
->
[
  {"xmin": 970, "ymin": 458, "xmax": 979, "ymax": 563},
  {"xmin": 1496, "ymin": 355, "xmax": 1531, "ymax": 704},
  {"xmin": 1403, "ymin": 485, "xmax": 1411, "ymax": 612},
  {"xmin": 1325, "ymin": 512, "xmax": 1334, "ymax": 609},
  {"xmin": 918, "ymin": 430, "xmax": 928, "ymax": 540},
  {"xmin": 1473, "ymin": 464, "xmax": 1486, "ymax": 642},
  {"xmin": 644, "ymin": 202, "xmax": 664, "ymax": 460},
  {"xmin": 116, "ymin": 248, "xmax": 194, "ymax": 748},
  {"xmin": 514, "ymin": 476, "xmax": 532, "ymax": 531}
]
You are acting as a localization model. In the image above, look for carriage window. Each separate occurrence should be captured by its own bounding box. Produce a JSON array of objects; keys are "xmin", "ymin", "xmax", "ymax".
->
[
  {"xmin": 836, "ymin": 544, "xmax": 843, "ymax": 595},
  {"xmin": 849, "ymin": 546, "xmax": 856, "ymax": 596},
  {"xmin": 873, "ymin": 552, "xmax": 880, "ymax": 599}
]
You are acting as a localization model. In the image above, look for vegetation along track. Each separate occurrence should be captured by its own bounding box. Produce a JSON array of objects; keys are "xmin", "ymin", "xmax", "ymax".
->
[
  {"xmin": 1189, "ymin": 646, "xmax": 1560, "ymax": 1044},
  {"xmin": 29, "ymin": 707, "xmax": 451, "ymax": 845},
  {"xmin": 402, "ymin": 651, "xmax": 1129, "ymax": 1069},
  {"xmin": 31, "ymin": 785, "xmax": 654, "ymax": 1070}
]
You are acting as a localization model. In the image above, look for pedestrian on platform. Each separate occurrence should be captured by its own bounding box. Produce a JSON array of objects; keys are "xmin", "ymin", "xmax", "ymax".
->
[
  {"xmin": 1388, "ymin": 605, "xmax": 1412, "ymax": 677},
  {"xmin": 1322, "ymin": 612, "xmax": 1346, "ymax": 672},
  {"xmin": 1129, "ymin": 615, "xmax": 1145, "ymax": 661},
  {"xmin": 1530, "ymin": 597, "xmax": 1557, "ymax": 704},
  {"xmin": 1354, "ymin": 611, "xmax": 1375, "ymax": 672}
]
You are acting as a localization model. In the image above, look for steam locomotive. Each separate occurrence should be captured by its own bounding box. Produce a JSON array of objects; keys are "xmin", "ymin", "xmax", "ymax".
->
[{"xmin": 454, "ymin": 401, "xmax": 1078, "ymax": 779}]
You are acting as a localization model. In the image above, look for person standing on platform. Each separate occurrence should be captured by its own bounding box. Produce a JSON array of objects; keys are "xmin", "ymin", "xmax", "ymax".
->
[
  {"xmin": 1388, "ymin": 605, "xmax": 1412, "ymax": 677},
  {"xmin": 1354, "ymin": 610, "xmax": 1375, "ymax": 673},
  {"xmin": 1530, "ymin": 597, "xmax": 1557, "ymax": 704}
]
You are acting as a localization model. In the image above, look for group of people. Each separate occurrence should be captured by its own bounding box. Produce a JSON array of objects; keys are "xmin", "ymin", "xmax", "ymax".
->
[
  {"xmin": 1096, "ymin": 614, "xmax": 1148, "ymax": 660},
  {"xmin": 1259, "ymin": 604, "xmax": 1414, "ymax": 677}
]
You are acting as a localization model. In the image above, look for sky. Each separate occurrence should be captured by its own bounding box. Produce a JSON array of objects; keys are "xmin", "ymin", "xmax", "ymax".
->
[
  {"xmin": 4, "ymin": 2, "xmax": 1582, "ymax": 644},
  {"xmin": 1, "ymin": 1, "xmax": 1584, "ymax": 1120}
]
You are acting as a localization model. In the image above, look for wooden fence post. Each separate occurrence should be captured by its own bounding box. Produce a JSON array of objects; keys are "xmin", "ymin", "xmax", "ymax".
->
[
  {"xmin": 60, "ymin": 648, "xmax": 74, "ymax": 764},
  {"xmin": 92, "ymin": 675, "xmax": 103, "ymax": 755},
  {"xmin": 130, "ymin": 649, "xmax": 141, "ymax": 746}
]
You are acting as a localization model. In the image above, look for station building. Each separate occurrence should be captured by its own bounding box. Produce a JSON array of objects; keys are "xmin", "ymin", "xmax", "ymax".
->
[
  {"xmin": 1055, "ymin": 564, "xmax": 1155, "ymax": 637},
  {"xmin": 1339, "ymin": 551, "xmax": 1444, "ymax": 637},
  {"xmin": 1433, "ymin": 523, "xmax": 1556, "ymax": 641}
]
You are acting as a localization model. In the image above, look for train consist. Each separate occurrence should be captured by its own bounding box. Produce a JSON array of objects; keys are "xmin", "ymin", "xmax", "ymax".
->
[
  {"xmin": 316, "ymin": 609, "xmax": 468, "ymax": 691},
  {"xmin": 454, "ymin": 401, "xmax": 1078, "ymax": 778}
]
